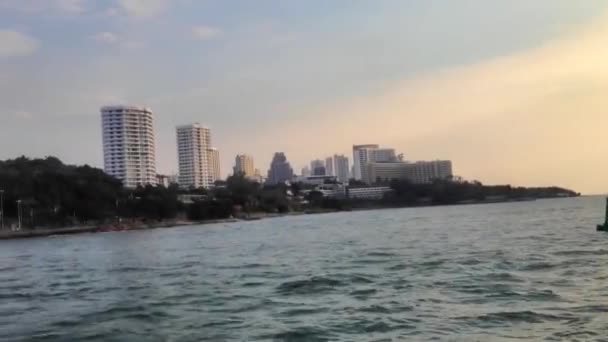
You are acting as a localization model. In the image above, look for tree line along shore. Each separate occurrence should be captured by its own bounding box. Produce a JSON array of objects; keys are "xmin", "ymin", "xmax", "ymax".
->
[{"xmin": 0, "ymin": 156, "xmax": 579, "ymax": 237}]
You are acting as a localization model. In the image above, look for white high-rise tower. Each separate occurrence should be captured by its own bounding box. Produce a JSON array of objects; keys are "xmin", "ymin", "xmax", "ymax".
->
[
  {"xmin": 352, "ymin": 144, "xmax": 379, "ymax": 181},
  {"xmin": 352, "ymin": 144, "xmax": 396, "ymax": 181},
  {"xmin": 176, "ymin": 123, "xmax": 214, "ymax": 188},
  {"xmin": 101, "ymin": 105, "xmax": 157, "ymax": 188}
]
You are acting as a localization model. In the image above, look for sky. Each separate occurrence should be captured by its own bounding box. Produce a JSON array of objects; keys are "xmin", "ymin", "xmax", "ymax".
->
[{"xmin": 1, "ymin": 0, "xmax": 608, "ymax": 193}]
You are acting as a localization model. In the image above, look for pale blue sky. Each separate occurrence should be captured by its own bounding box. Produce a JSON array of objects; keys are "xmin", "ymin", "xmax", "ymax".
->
[{"xmin": 1, "ymin": 0, "xmax": 607, "ymax": 191}]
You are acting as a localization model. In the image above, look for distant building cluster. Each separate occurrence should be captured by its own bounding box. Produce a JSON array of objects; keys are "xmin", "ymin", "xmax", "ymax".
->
[
  {"xmin": 100, "ymin": 104, "xmax": 453, "ymax": 189},
  {"xmin": 351, "ymin": 144, "xmax": 451, "ymax": 185},
  {"xmin": 303, "ymin": 154, "xmax": 350, "ymax": 183}
]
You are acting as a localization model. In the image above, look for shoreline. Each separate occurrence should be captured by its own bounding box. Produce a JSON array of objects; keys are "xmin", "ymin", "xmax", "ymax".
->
[
  {"xmin": 0, "ymin": 219, "xmax": 239, "ymax": 241},
  {"xmin": 0, "ymin": 196, "xmax": 579, "ymax": 241}
]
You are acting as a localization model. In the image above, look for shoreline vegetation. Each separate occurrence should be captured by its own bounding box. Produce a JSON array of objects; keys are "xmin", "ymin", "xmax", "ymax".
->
[{"xmin": 0, "ymin": 157, "xmax": 579, "ymax": 240}]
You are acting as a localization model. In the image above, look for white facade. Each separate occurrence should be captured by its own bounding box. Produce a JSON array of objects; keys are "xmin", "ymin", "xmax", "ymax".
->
[
  {"xmin": 176, "ymin": 123, "xmax": 213, "ymax": 188},
  {"xmin": 314, "ymin": 185, "xmax": 392, "ymax": 200},
  {"xmin": 409, "ymin": 160, "xmax": 453, "ymax": 184},
  {"xmin": 365, "ymin": 160, "xmax": 453, "ymax": 184},
  {"xmin": 353, "ymin": 144, "xmax": 398, "ymax": 181},
  {"xmin": 348, "ymin": 186, "xmax": 393, "ymax": 200},
  {"xmin": 352, "ymin": 144, "xmax": 379, "ymax": 180},
  {"xmin": 353, "ymin": 145, "xmax": 395, "ymax": 181},
  {"xmin": 364, "ymin": 162, "xmax": 409, "ymax": 184},
  {"xmin": 101, "ymin": 105, "xmax": 157, "ymax": 188}
]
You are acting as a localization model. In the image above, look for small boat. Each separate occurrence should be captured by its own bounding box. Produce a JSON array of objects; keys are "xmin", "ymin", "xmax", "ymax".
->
[{"xmin": 597, "ymin": 197, "xmax": 608, "ymax": 232}]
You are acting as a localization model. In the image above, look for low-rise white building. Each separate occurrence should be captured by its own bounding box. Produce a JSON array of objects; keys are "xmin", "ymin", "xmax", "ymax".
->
[
  {"xmin": 294, "ymin": 175, "xmax": 338, "ymax": 185},
  {"xmin": 409, "ymin": 160, "xmax": 453, "ymax": 184},
  {"xmin": 347, "ymin": 186, "xmax": 393, "ymax": 200},
  {"xmin": 365, "ymin": 160, "xmax": 453, "ymax": 185}
]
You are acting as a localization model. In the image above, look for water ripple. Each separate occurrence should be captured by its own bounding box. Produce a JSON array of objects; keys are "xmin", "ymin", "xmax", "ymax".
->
[{"xmin": 1, "ymin": 197, "xmax": 607, "ymax": 341}]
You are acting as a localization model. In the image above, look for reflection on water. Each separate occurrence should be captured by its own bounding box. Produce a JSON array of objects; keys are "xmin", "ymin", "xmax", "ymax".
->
[{"xmin": 0, "ymin": 197, "xmax": 606, "ymax": 341}]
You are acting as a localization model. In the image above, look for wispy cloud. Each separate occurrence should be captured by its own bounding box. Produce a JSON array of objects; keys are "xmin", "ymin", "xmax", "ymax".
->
[
  {"xmin": 0, "ymin": 0, "xmax": 86, "ymax": 13},
  {"xmin": 0, "ymin": 30, "xmax": 38, "ymax": 58},
  {"xmin": 91, "ymin": 32, "xmax": 144, "ymax": 50},
  {"xmin": 92, "ymin": 32, "xmax": 119, "ymax": 44},
  {"xmin": 192, "ymin": 26, "xmax": 221, "ymax": 40},
  {"xmin": 116, "ymin": 0, "xmax": 172, "ymax": 18},
  {"xmin": 55, "ymin": 0, "xmax": 86, "ymax": 13}
]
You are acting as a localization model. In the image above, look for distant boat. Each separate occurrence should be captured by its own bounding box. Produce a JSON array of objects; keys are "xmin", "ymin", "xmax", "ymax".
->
[{"xmin": 597, "ymin": 197, "xmax": 608, "ymax": 232}]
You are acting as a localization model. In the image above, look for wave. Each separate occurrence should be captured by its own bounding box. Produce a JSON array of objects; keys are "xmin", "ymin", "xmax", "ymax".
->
[
  {"xmin": 350, "ymin": 288, "xmax": 377, "ymax": 298},
  {"xmin": 482, "ymin": 272, "xmax": 525, "ymax": 283},
  {"xmin": 280, "ymin": 307, "xmax": 329, "ymax": 317},
  {"xmin": 366, "ymin": 251, "xmax": 399, "ymax": 257},
  {"xmin": 386, "ymin": 263, "xmax": 409, "ymax": 271},
  {"xmin": 357, "ymin": 303, "xmax": 413, "ymax": 314},
  {"xmin": 457, "ymin": 310, "xmax": 574, "ymax": 325},
  {"xmin": 553, "ymin": 249, "xmax": 608, "ymax": 256},
  {"xmin": 276, "ymin": 277, "xmax": 344, "ymax": 295},
  {"xmin": 216, "ymin": 263, "xmax": 270, "ymax": 270},
  {"xmin": 267, "ymin": 327, "xmax": 331, "ymax": 342},
  {"xmin": 519, "ymin": 262, "xmax": 557, "ymax": 271},
  {"xmin": 417, "ymin": 259, "xmax": 446, "ymax": 268},
  {"xmin": 570, "ymin": 304, "xmax": 608, "ymax": 313},
  {"xmin": 329, "ymin": 319, "xmax": 416, "ymax": 335}
]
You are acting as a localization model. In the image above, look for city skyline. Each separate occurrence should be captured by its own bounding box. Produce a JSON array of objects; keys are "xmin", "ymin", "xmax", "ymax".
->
[
  {"xmin": 2, "ymin": 2, "xmax": 608, "ymax": 193},
  {"xmin": 99, "ymin": 107, "xmax": 450, "ymax": 187}
]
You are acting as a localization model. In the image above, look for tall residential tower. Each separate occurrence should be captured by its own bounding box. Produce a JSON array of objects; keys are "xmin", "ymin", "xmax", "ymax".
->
[
  {"xmin": 234, "ymin": 154, "xmax": 255, "ymax": 177},
  {"xmin": 352, "ymin": 144, "xmax": 379, "ymax": 181},
  {"xmin": 325, "ymin": 156, "xmax": 334, "ymax": 176},
  {"xmin": 176, "ymin": 123, "xmax": 214, "ymax": 188},
  {"xmin": 101, "ymin": 105, "xmax": 157, "ymax": 188},
  {"xmin": 207, "ymin": 147, "xmax": 221, "ymax": 183},
  {"xmin": 267, "ymin": 152, "xmax": 294, "ymax": 184},
  {"xmin": 333, "ymin": 154, "xmax": 350, "ymax": 183}
]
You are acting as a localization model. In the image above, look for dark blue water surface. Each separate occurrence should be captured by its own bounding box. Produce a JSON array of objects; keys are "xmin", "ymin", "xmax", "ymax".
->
[{"xmin": 1, "ymin": 197, "xmax": 607, "ymax": 341}]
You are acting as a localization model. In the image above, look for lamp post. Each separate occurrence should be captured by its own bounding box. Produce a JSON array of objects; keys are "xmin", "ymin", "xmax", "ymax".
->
[
  {"xmin": 16, "ymin": 200, "xmax": 22, "ymax": 231},
  {"xmin": 0, "ymin": 189, "xmax": 4, "ymax": 231}
]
